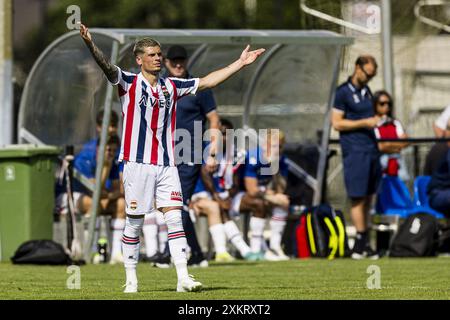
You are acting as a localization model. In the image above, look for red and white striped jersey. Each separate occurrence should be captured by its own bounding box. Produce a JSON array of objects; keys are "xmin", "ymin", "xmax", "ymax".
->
[
  {"xmin": 374, "ymin": 118, "xmax": 405, "ymax": 140},
  {"xmin": 111, "ymin": 66, "xmax": 199, "ymax": 166}
]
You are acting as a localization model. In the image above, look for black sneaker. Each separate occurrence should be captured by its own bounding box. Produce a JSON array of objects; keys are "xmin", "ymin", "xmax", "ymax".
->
[
  {"xmin": 187, "ymin": 253, "xmax": 209, "ymax": 268},
  {"xmin": 154, "ymin": 252, "xmax": 172, "ymax": 268},
  {"xmin": 351, "ymin": 245, "xmax": 380, "ymax": 260},
  {"xmin": 143, "ymin": 252, "xmax": 162, "ymax": 265},
  {"xmin": 364, "ymin": 246, "xmax": 380, "ymax": 260}
]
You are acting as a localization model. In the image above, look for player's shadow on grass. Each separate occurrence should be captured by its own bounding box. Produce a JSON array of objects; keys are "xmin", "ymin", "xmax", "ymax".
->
[
  {"xmin": 153, "ymin": 286, "xmax": 229, "ymax": 293},
  {"xmin": 208, "ymin": 262, "xmax": 260, "ymax": 267}
]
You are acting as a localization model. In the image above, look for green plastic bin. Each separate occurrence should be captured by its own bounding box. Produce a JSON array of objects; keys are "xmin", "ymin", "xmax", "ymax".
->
[{"xmin": 0, "ymin": 144, "xmax": 61, "ymax": 261}]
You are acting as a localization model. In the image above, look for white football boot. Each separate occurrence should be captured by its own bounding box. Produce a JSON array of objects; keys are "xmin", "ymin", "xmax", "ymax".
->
[
  {"xmin": 176, "ymin": 275, "xmax": 203, "ymax": 292},
  {"xmin": 123, "ymin": 281, "xmax": 138, "ymax": 293}
]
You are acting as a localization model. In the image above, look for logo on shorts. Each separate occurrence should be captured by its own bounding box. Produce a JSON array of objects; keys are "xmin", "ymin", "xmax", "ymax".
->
[
  {"xmin": 130, "ymin": 200, "xmax": 138, "ymax": 210},
  {"xmin": 170, "ymin": 191, "xmax": 183, "ymax": 202}
]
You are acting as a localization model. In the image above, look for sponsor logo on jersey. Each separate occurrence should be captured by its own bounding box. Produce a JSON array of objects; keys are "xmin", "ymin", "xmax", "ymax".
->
[{"xmin": 170, "ymin": 191, "xmax": 183, "ymax": 202}]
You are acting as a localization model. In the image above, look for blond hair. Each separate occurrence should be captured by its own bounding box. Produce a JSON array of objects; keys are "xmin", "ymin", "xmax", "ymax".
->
[
  {"xmin": 267, "ymin": 128, "xmax": 286, "ymax": 144},
  {"xmin": 133, "ymin": 38, "xmax": 161, "ymax": 57}
]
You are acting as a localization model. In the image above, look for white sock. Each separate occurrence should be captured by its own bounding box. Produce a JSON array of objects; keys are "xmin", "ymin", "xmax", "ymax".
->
[
  {"xmin": 143, "ymin": 212, "xmax": 158, "ymax": 257},
  {"xmin": 249, "ymin": 216, "xmax": 266, "ymax": 253},
  {"xmin": 122, "ymin": 216, "xmax": 144, "ymax": 284},
  {"xmin": 156, "ymin": 210, "xmax": 168, "ymax": 253},
  {"xmin": 270, "ymin": 207, "xmax": 288, "ymax": 251},
  {"xmin": 209, "ymin": 223, "xmax": 227, "ymax": 255},
  {"xmin": 224, "ymin": 220, "xmax": 251, "ymax": 257},
  {"xmin": 110, "ymin": 218, "xmax": 125, "ymax": 258},
  {"xmin": 125, "ymin": 268, "xmax": 137, "ymax": 286},
  {"xmin": 164, "ymin": 209, "xmax": 188, "ymax": 281}
]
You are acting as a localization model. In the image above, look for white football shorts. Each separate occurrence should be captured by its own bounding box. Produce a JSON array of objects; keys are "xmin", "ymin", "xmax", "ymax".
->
[{"xmin": 122, "ymin": 161, "xmax": 183, "ymax": 215}]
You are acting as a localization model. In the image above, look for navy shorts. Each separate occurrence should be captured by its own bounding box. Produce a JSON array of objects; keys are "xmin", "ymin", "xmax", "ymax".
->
[{"xmin": 342, "ymin": 151, "xmax": 381, "ymax": 199}]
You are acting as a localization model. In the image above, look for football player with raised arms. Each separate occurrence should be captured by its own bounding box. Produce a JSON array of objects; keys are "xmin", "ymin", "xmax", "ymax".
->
[{"xmin": 79, "ymin": 22, "xmax": 265, "ymax": 293}]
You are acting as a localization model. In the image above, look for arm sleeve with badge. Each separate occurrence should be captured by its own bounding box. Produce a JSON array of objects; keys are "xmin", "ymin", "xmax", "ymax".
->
[
  {"xmin": 109, "ymin": 66, "xmax": 136, "ymax": 96},
  {"xmin": 169, "ymin": 77, "xmax": 200, "ymax": 99}
]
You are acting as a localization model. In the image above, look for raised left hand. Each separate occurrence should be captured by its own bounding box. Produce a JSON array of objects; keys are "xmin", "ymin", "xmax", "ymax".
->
[{"xmin": 239, "ymin": 45, "xmax": 266, "ymax": 66}]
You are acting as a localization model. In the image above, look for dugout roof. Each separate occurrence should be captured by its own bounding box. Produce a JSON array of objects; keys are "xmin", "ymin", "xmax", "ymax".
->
[{"xmin": 18, "ymin": 28, "xmax": 353, "ymax": 204}]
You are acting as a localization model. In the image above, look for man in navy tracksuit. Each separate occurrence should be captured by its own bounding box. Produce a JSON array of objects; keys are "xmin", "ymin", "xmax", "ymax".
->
[{"xmin": 331, "ymin": 55, "xmax": 381, "ymax": 259}]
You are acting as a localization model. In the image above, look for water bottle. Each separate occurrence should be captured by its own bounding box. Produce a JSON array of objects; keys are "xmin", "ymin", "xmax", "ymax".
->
[
  {"xmin": 97, "ymin": 238, "xmax": 108, "ymax": 263},
  {"xmin": 290, "ymin": 205, "xmax": 306, "ymax": 216}
]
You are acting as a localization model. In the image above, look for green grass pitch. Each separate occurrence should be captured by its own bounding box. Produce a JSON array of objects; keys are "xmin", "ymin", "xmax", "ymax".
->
[{"xmin": 0, "ymin": 258, "xmax": 449, "ymax": 300}]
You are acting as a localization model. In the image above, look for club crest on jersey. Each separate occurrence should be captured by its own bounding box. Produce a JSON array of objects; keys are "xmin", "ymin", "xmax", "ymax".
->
[
  {"xmin": 130, "ymin": 200, "xmax": 138, "ymax": 210},
  {"xmin": 160, "ymin": 81, "xmax": 171, "ymax": 108},
  {"xmin": 170, "ymin": 191, "xmax": 183, "ymax": 202}
]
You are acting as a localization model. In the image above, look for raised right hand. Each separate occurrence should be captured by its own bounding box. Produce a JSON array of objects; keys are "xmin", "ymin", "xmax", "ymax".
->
[{"xmin": 79, "ymin": 23, "xmax": 92, "ymax": 42}]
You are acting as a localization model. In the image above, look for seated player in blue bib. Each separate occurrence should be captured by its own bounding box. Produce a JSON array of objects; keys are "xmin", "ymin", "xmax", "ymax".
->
[
  {"xmin": 240, "ymin": 129, "xmax": 290, "ymax": 261},
  {"xmin": 73, "ymin": 134, "xmax": 125, "ymax": 264}
]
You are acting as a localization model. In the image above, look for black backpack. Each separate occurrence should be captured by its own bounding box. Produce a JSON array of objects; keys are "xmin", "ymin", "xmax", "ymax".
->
[
  {"xmin": 11, "ymin": 240, "xmax": 73, "ymax": 265},
  {"xmin": 389, "ymin": 213, "xmax": 441, "ymax": 257}
]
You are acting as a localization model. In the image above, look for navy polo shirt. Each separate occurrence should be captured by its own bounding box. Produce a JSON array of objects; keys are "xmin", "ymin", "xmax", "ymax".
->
[
  {"xmin": 175, "ymin": 73, "xmax": 216, "ymax": 161},
  {"xmin": 334, "ymin": 78, "xmax": 378, "ymax": 154}
]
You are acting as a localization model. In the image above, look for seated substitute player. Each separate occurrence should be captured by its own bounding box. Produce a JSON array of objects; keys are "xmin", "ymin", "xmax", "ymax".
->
[
  {"xmin": 79, "ymin": 22, "xmax": 265, "ymax": 293},
  {"xmin": 73, "ymin": 134, "xmax": 125, "ymax": 264},
  {"xmin": 55, "ymin": 109, "xmax": 124, "ymax": 263},
  {"xmin": 242, "ymin": 129, "xmax": 290, "ymax": 261},
  {"xmin": 191, "ymin": 119, "xmax": 253, "ymax": 261}
]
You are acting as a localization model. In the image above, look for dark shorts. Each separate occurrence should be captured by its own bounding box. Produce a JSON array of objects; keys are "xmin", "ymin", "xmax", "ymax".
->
[
  {"xmin": 429, "ymin": 189, "xmax": 450, "ymax": 217},
  {"xmin": 342, "ymin": 151, "xmax": 381, "ymax": 199},
  {"xmin": 177, "ymin": 163, "xmax": 201, "ymax": 206}
]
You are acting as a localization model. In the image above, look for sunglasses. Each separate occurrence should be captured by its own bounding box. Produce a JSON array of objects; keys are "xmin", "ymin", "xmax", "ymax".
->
[{"xmin": 378, "ymin": 101, "xmax": 392, "ymax": 107}]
